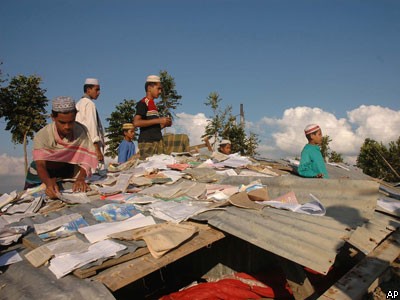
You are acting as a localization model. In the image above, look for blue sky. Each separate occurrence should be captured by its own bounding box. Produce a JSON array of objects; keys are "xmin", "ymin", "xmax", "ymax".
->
[{"xmin": 1, "ymin": 0, "xmax": 400, "ymax": 192}]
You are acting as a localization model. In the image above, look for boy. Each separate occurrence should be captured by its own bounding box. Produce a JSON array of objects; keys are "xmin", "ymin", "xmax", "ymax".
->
[
  {"xmin": 118, "ymin": 123, "xmax": 136, "ymax": 163},
  {"xmin": 133, "ymin": 75, "xmax": 172, "ymax": 159},
  {"xmin": 218, "ymin": 139, "xmax": 232, "ymax": 155},
  {"xmin": 298, "ymin": 124, "xmax": 329, "ymax": 178},
  {"xmin": 76, "ymin": 78, "xmax": 105, "ymax": 164}
]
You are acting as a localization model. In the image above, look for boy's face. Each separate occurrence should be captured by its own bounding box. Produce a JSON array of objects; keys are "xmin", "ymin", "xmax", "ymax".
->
[
  {"xmin": 53, "ymin": 112, "xmax": 76, "ymax": 138},
  {"xmin": 87, "ymin": 85, "xmax": 101, "ymax": 100},
  {"xmin": 148, "ymin": 83, "xmax": 162, "ymax": 99},
  {"xmin": 124, "ymin": 128, "xmax": 135, "ymax": 141},
  {"xmin": 310, "ymin": 129, "xmax": 323, "ymax": 145},
  {"xmin": 220, "ymin": 144, "xmax": 232, "ymax": 155}
]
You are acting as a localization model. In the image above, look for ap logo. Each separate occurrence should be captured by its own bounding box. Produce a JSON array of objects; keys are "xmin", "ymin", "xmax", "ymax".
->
[{"xmin": 387, "ymin": 290, "xmax": 399, "ymax": 299}]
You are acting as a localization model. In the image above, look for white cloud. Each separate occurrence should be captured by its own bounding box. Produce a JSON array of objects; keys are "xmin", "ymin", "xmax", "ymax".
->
[
  {"xmin": 253, "ymin": 105, "xmax": 400, "ymax": 162},
  {"xmin": 0, "ymin": 154, "xmax": 26, "ymax": 176},
  {"xmin": 165, "ymin": 106, "xmax": 400, "ymax": 163},
  {"xmin": 347, "ymin": 105, "xmax": 400, "ymax": 144},
  {"xmin": 0, "ymin": 154, "xmax": 26, "ymax": 193},
  {"xmin": 168, "ymin": 112, "xmax": 209, "ymax": 145}
]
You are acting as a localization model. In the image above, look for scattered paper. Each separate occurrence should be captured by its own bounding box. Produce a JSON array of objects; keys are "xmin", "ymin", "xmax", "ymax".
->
[
  {"xmin": 59, "ymin": 191, "xmax": 91, "ymax": 204},
  {"xmin": 48, "ymin": 240, "xmax": 126, "ymax": 278},
  {"xmin": 97, "ymin": 173, "xmax": 132, "ymax": 195},
  {"xmin": 0, "ymin": 191, "xmax": 17, "ymax": 209},
  {"xmin": 91, "ymin": 203, "xmax": 141, "ymax": 222},
  {"xmin": 377, "ymin": 197, "xmax": 400, "ymax": 213},
  {"xmin": 257, "ymin": 193, "xmax": 326, "ymax": 216},
  {"xmin": 0, "ymin": 250, "xmax": 23, "ymax": 266},
  {"xmin": 78, "ymin": 213, "xmax": 156, "ymax": 243},
  {"xmin": 34, "ymin": 213, "xmax": 83, "ymax": 235}
]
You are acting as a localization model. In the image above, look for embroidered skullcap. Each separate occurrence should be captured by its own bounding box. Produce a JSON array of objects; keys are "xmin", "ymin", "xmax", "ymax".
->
[
  {"xmin": 52, "ymin": 96, "xmax": 76, "ymax": 113},
  {"xmin": 219, "ymin": 139, "xmax": 231, "ymax": 146},
  {"xmin": 304, "ymin": 124, "xmax": 321, "ymax": 135},
  {"xmin": 146, "ymin": 75, "xmax": 161, "ymax": 83},
  {"xmin": 122, "ymin": 123, "xmax": 134, "ymax": 130},
  {"xmin": 84, "ymin": 78, "xmax": 99, "ymax": 85}
]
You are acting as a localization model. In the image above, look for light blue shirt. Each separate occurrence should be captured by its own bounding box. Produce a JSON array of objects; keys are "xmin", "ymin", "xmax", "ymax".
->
[{"xmin": 118, "ymin": 140, "xmax": 136, "ymax": 163}]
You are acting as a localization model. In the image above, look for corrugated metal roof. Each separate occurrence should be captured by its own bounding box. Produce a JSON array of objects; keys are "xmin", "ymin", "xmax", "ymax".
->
[
  {"xmin": 347, "ymin": 211, "xmax": 400, "ymax": 254},
  {"xmin": 218, "ymin": 176, "xmax": 379, "ymax": 226},
  {"xmin": 193, "ymin": 176, "xmax": 381, "ymax": 275},
  {"xmin": 194, "ymin": 206, "xmax": 349, "ymax": 275}
]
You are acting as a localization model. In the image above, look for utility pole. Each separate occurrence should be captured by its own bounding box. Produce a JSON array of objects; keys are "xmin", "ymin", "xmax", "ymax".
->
[{"xmin": 240, "ymin": 103, "xmax": 245, "ymax": 129}]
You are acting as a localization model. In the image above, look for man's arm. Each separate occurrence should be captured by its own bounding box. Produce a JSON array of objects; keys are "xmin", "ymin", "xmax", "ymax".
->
[
  {"xmin": 35, "ymin": 160, "xmax": 60, "ymax": 199},
  {"xmin": 94, "ymin": 142, "xmax": 104, "ymax": 162},
  {"xmin": 133, "ymin": 114, "xmax": 172, "ymax": 128}
]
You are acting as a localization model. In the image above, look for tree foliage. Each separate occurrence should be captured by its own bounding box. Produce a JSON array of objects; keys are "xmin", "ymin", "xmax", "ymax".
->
[
  {"xmin": 0, "ymin": 74, "xmax": 48, "ymax": 173},
  {"xmin": 105, "ymin": 99, "xmax": 137, "ymax": 158},
  {"xmin": 203, "ymin": 92, "xmax": 259, "ymax": 156},
  {"xmin": 203, "ymin": 92, "xmax": 231, "ymax": 147},
  {"xmin": 357, "ymin": 137, "xmax": 400, "ymax": 182},
  {"xmin": 320, "ymin": 135, "xmax": 344, "ymax": 163},
  {"xmin": 157, "ymin": 70, "xmax": 182, "ymax": 118}
]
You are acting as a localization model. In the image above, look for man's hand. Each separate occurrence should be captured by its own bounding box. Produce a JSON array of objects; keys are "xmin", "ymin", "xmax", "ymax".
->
[
  {"xmin": 72, "ymin": 178, "xmax": 90, "ymax": 193},
  {"xmin": 73, "ymin": 168, "xmax": 90, "ymax": 193},
  {"xmin": 44, "ymin": 178, "xmax": 60, "ymax": 199},
  {"xmin": 160, "ymin": 117, "xmax": 172, "ymax": 128},
  {"xmin": 94, "ymin": 142, "xmax": 104, "ymax": 162}
]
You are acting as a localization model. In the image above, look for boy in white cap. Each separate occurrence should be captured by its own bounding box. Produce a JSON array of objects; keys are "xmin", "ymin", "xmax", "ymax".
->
[
  {"xmin": 76, "ymin": 78, "xmax": 105, "ymax": 164},
  {"xmin": 118, "ymin": 123, "xmax": 136, "ymax": 163},
  {"xmin": 133, "ymin": 75, "xmax": 172, "ymax": 159},
  {"xmin": 25, "ymin": 96, "xmax": 98, "ymax": 199},
  {"xmin": 298, "ymin": 124, "xmax": 329, "ymax": 178}
]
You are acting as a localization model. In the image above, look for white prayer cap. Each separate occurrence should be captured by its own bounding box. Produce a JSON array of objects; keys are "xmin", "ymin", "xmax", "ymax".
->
[
  {"xmin": 304, "ymin": 124, "xmax": 321, "ymax": 135},
  {"xmin": 146, "ymin": 75, "xmax": 161, "ymax": 83},
  {"xmin": 219, "ymin": 139, "xmax": 231, "ymax": 146},
  {"xmin": 52, "ymin": 96, "xmax": 76, "ymax": 113},
  {"xmin": 84, "ymin": 78, "xmax": 99, "ymax": 85}
]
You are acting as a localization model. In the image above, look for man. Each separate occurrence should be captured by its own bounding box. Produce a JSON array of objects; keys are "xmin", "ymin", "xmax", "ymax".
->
[
  {"xmin": 75, "ymin": 78, "xmax": 105, "ymax": 164},
  {"xmin": 133, "ymin": 75, "xmax": 172, "ymax": 159},
  {"xmin": 25, "ymin": 96, "xmax": 98, "ymax": 199}
]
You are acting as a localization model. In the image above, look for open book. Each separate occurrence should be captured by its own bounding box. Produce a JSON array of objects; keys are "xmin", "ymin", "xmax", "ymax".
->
[{"xmin": 257, "ymin": 192, "xmax": 326, "ymax": 216}]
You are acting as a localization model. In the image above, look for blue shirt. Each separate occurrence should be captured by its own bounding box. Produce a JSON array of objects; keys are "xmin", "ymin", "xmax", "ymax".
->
[
  {"xmin": 298, "ymin": 144, "xmax": 329, "ymax": 178},
  {"xmin": 118, "ymin": 140, "xmax": 136, "ymax": 163}
]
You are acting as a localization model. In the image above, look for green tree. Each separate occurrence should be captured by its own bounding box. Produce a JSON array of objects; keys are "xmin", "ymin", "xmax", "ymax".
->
[
  {"xmin": 0, "ymin": 75, "xmax": 48, "ymax": 174},
  {"xmin": 203, "ymin": 92, "xmax": 259, "ymax": 156},
  {"xmin": 157, "ymin": 70, "xmax": 182, "ymax": 118},
  {"xmin": 320, "ymin": 135, "xmax": 343, "ymax": 163},
  {"xmin": 328, "ymin": 151, "xmax": 344, "ymax": 163},
  {"xmin": 203, "ymin": 92, "xmax": 231, "ymax": 148},
  {"xmin": 357, "ymin": 137, "xmax": 400, "ymax": 182},
  {"xmin": 320, "ymin": 135, "xmax": 331, "ymax": 162},
  {"xmin": 245, "ymin": 132, "xmax": 260, "ymax": 157},
  {"xmin": 105, "ymin": 99, "xmax": 137, "ymax": 158}
]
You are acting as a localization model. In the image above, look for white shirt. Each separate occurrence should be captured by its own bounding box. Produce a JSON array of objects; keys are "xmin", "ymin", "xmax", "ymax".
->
[{"xmin": 75, "ymin": 96, "xmax": 104, "ymax": 149}]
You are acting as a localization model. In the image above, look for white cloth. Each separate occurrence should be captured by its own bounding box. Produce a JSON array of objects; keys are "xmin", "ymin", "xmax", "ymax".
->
[{"xmin": 75, "ymin": 96, "xmax": 104, "ymax": 148}]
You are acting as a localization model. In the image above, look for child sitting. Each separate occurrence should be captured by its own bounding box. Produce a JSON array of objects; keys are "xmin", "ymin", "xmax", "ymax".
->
[
  {"xmin": 118, "ymin": 123, "xmax": 136, "ymax": 163},
  {"xmin": 298, "ymin": 124, "xmax": 329, "ymax": 178},
  {"xmin": 218, "ymin": 139, "xmax": 232, "ymax": 155}
]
